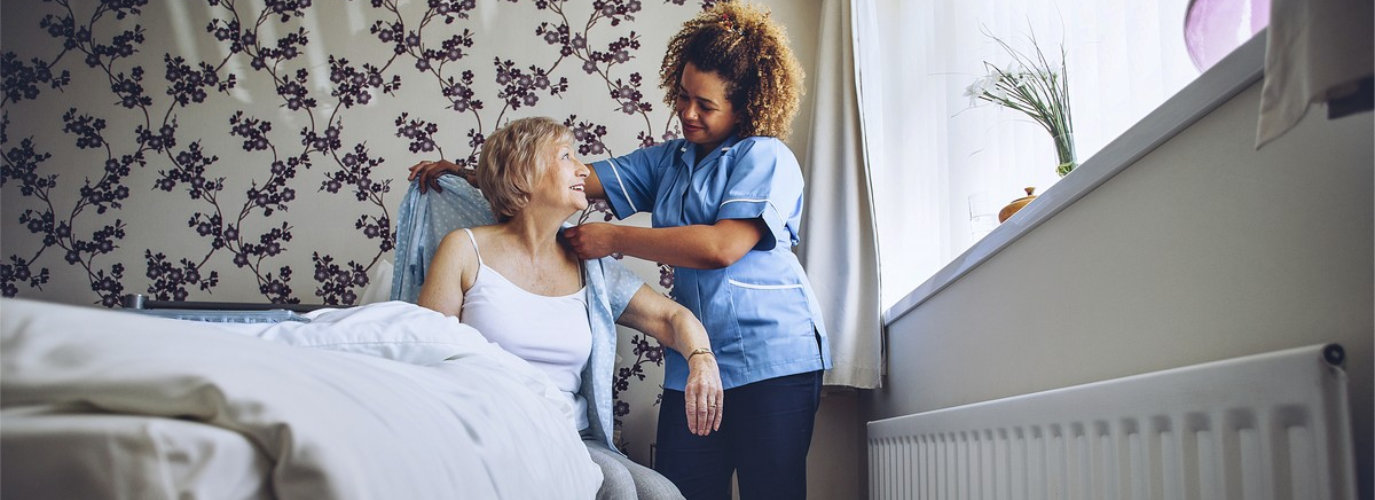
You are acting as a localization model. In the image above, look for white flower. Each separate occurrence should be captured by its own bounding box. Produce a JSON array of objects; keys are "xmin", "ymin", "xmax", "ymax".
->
[{"xmin": 963, "ymin": 75, "xmax": 997, "ymax": 107}]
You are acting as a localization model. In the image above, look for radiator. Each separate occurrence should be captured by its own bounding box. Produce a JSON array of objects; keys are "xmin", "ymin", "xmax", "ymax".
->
[{"xmin": 867, "ymin": 344, "xmax": 1356, "ymax": 500}]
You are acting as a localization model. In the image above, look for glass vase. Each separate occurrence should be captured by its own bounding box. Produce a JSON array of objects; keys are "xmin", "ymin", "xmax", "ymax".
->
[{"xmin": 1054, "ymin": 132, "xmax": 1078, "ymax": 177}]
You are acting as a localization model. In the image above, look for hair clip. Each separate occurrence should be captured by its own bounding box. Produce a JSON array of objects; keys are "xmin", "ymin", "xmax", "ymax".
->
[{"xmin": 718, "ymin": 11, "xmax": 737, "ymax": 34}]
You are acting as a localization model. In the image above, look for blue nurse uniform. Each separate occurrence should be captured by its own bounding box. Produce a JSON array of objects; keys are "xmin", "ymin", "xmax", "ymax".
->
[{"xmin": 591, "ymin": 134, "xmax": 831, "ymax": 390}]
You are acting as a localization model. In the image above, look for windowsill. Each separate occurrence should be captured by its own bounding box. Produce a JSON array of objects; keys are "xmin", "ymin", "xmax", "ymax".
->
[{"xmin": 882, "ymin": 30, "xmax": 1267, "ymax": 326}]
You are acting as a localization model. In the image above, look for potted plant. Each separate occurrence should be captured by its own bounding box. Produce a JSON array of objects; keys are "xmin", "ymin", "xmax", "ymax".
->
[{"xmin": 965, "ymin": 31, "xmax": 1077, "ymax": 177}]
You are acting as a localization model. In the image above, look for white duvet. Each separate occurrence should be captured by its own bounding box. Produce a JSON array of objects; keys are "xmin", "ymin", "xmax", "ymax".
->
[{"xmin": 0, "ymin": 299, "xmax": 602, "ymax": 500}]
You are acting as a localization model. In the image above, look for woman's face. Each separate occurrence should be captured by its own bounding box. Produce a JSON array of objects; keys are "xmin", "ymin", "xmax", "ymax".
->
[
  {"xmin": 675, "ymin": 62, "xmax": 741, "ymax": 152},
  {"xmin": 534, "ymin": 139, "xmax": 590, "ymax": 213}
]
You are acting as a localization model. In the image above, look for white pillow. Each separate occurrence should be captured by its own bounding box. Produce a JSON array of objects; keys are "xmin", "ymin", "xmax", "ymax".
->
[
  {"xmin": 238, "ymin": 301, "xmax": 490, "ymax": 364},
  {"xmin": 357, "ymin": 259, "xmax": 394, "ymax": 305}
]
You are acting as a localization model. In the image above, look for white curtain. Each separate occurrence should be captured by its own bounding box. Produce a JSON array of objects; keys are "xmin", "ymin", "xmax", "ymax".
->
[
  {"xmin": 800, "ymin": 0, "xmax": 883, "ymax": 389},
  {"xmin": 854, "ymin": 0, "xmax": 1199, "ymax": 309}
]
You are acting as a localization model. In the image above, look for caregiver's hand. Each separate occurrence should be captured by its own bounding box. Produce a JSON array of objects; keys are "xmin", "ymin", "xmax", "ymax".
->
[
  {"xmin": 407, "ymin": 159, "xmax": 474, "ymax": 193},
  {"xmin": 561, "ymin": 223, "xmax": 619, "ymax": 260}
]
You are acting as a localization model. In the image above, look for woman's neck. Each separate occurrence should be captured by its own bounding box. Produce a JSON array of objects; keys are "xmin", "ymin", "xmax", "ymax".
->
[{"xmin": 500, "ymin": 206, "xmax": 572, "ymax": 257}]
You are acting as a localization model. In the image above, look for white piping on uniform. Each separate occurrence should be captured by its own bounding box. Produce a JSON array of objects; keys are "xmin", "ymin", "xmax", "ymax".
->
[
  {"xmin": 605, "ymin": 157, "xmax": 637, "ymax": 213},
  {"xmin": 720, "ymin": 198, "xmax": 785, "ymax": 226},
  {"xmin": 720, "ymin": 198, "xmax": 769, "ymax": 205},
  {"xmin": 728, "ymin": 279, "xmax": 803, "ymax": 290}
]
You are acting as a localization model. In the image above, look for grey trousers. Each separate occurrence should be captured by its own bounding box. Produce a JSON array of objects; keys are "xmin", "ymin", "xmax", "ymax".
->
[{"xmin": 582, "ymin": 436, "xmax": 684, "ymax": 500}]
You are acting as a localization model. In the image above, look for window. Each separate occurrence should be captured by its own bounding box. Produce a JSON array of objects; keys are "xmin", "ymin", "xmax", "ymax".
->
[{"xmin": 855, "ymin": 0, "xmax": 1259, "ymax": 310}]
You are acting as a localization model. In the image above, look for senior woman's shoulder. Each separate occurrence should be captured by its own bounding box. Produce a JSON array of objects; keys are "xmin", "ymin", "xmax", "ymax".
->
[
  {"xmin": 442, "ymin": 224, "xmax": 491, "ymax": 238},
  {"xmin": 581, "ymin": 254, "xmax": 645, "ymax": 316},
  {"xmin": 582, "ymin": 254, "xmax": 643, "ymax": 285},
  {"xmin": 437, "ymin": 224, "xmax": 502, "ymax": 250}
]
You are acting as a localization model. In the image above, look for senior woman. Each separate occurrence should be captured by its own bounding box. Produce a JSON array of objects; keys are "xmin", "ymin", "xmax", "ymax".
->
[{"xmin": 414, "ymin": 116, "xmax": 722, "ymax": 500}]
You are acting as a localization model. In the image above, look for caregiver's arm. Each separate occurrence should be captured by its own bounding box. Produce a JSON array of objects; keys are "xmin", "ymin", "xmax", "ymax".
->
[
  {"xmin": 406, "ymin": 159, "xmax": 479, "ymax": 194},
  {"xmin": 562, "ymin": 219, "xmax": 764, "ymax": 269},
  {"xmin": 617, "ymin": 285, "xmax": 724, "ymax": 435}
]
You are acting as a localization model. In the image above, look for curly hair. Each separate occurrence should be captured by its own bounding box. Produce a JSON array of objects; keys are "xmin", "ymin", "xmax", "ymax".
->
[{"xmin": 660, "ymin": 2, "xmax": 804, "ymax": 140}]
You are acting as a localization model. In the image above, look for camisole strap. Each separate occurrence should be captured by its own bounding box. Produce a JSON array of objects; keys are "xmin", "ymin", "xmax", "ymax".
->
[{"xmin": 460, "ymin": 228, "xmax": 484, "ymax": 267}]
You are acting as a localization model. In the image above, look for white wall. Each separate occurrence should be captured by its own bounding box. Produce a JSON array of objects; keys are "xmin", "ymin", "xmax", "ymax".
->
[
  {"xmin": 864, "ymin": 80, "xmax": 1374, "ymax": 498},
  {"xmin": 810, "ymin": 389, "xmax": 863, "ymax": 498}
]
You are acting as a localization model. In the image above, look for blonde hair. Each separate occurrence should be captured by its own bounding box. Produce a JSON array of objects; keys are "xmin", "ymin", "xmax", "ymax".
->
[
  {"xmin": 475, "ymin": 117, "xmax": 574, "ymax": 221},
  {"xmin": 660, "ymin": 2, "xmax": 804, "ymax": 139}
]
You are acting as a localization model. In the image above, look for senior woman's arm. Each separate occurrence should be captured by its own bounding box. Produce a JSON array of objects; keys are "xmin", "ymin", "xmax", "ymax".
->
[
  {"xmin": 616, "ymin": 285, "xmax": 724, "ymax": 436},
  {"xmin": 416, "ymin": 230, "xmax": 475, "ymax": 316}
]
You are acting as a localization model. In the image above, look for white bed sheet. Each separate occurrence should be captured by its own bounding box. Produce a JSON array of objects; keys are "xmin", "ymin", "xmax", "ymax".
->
[
  {"xmin": 1, "ymin": 405, "xmax": 272, "ymax": 500},
  {"xmin": 0, "ymin": 299, "xmax": 602, "ymax": 500}
]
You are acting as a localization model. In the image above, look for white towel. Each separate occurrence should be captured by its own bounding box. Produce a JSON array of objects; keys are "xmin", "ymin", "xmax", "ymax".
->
[{"xmin": 1256, "ymin": 0, "xmax": 1373, "ymax": 148}]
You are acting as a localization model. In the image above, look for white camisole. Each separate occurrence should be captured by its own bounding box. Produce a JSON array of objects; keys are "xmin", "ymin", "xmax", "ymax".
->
[{"xmin": 457, "ymin": 228, "xmax": 593, "ymax": 430}]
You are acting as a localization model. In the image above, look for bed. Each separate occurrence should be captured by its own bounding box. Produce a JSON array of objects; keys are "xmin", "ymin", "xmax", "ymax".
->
[
  {"xmin": 0, "ymin": 177, "xmax": 604, "ymax": 499},
  {"xmin": 1, "ymin": 299, "xmax": 602, "ymax": 499}
]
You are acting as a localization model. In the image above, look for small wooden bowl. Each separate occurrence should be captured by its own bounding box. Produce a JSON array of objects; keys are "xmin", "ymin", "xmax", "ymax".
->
[{"xmin": 998, "ymin": 187, "xmax": 1038, "ymax": 222}]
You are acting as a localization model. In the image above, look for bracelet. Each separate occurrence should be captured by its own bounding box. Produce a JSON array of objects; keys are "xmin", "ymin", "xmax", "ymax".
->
[{"xmin": 687, "ymin": 347, "xmax": 714, "ymax": 362}]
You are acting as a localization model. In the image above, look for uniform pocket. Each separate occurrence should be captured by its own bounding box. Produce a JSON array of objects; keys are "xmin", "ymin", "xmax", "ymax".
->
[{"xmin": 726, "ymin": 279, "xmax": 815, "ymax": 370}]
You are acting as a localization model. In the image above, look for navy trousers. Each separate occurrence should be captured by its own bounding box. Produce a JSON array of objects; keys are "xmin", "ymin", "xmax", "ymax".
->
[{"xmin": 654, "ymin": 370, "xmax": 823, "ymax": 500}]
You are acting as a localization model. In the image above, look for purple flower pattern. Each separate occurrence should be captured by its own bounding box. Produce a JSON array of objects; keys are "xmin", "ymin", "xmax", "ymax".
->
[{"xmin": 2, "ymin": 0, "xmax": 716, "ymax": 451}]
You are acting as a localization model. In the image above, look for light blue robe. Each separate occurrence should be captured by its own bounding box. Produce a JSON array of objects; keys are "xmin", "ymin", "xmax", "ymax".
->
[{"xmin": 392, "ymin": 175, "xmax": 640, "ymax": 451}]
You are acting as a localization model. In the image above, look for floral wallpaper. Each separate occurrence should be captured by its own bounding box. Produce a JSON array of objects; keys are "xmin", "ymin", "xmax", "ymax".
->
[{"xmin": 0, "ymin": 0, "xmax": 795, "ymax": 464}]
